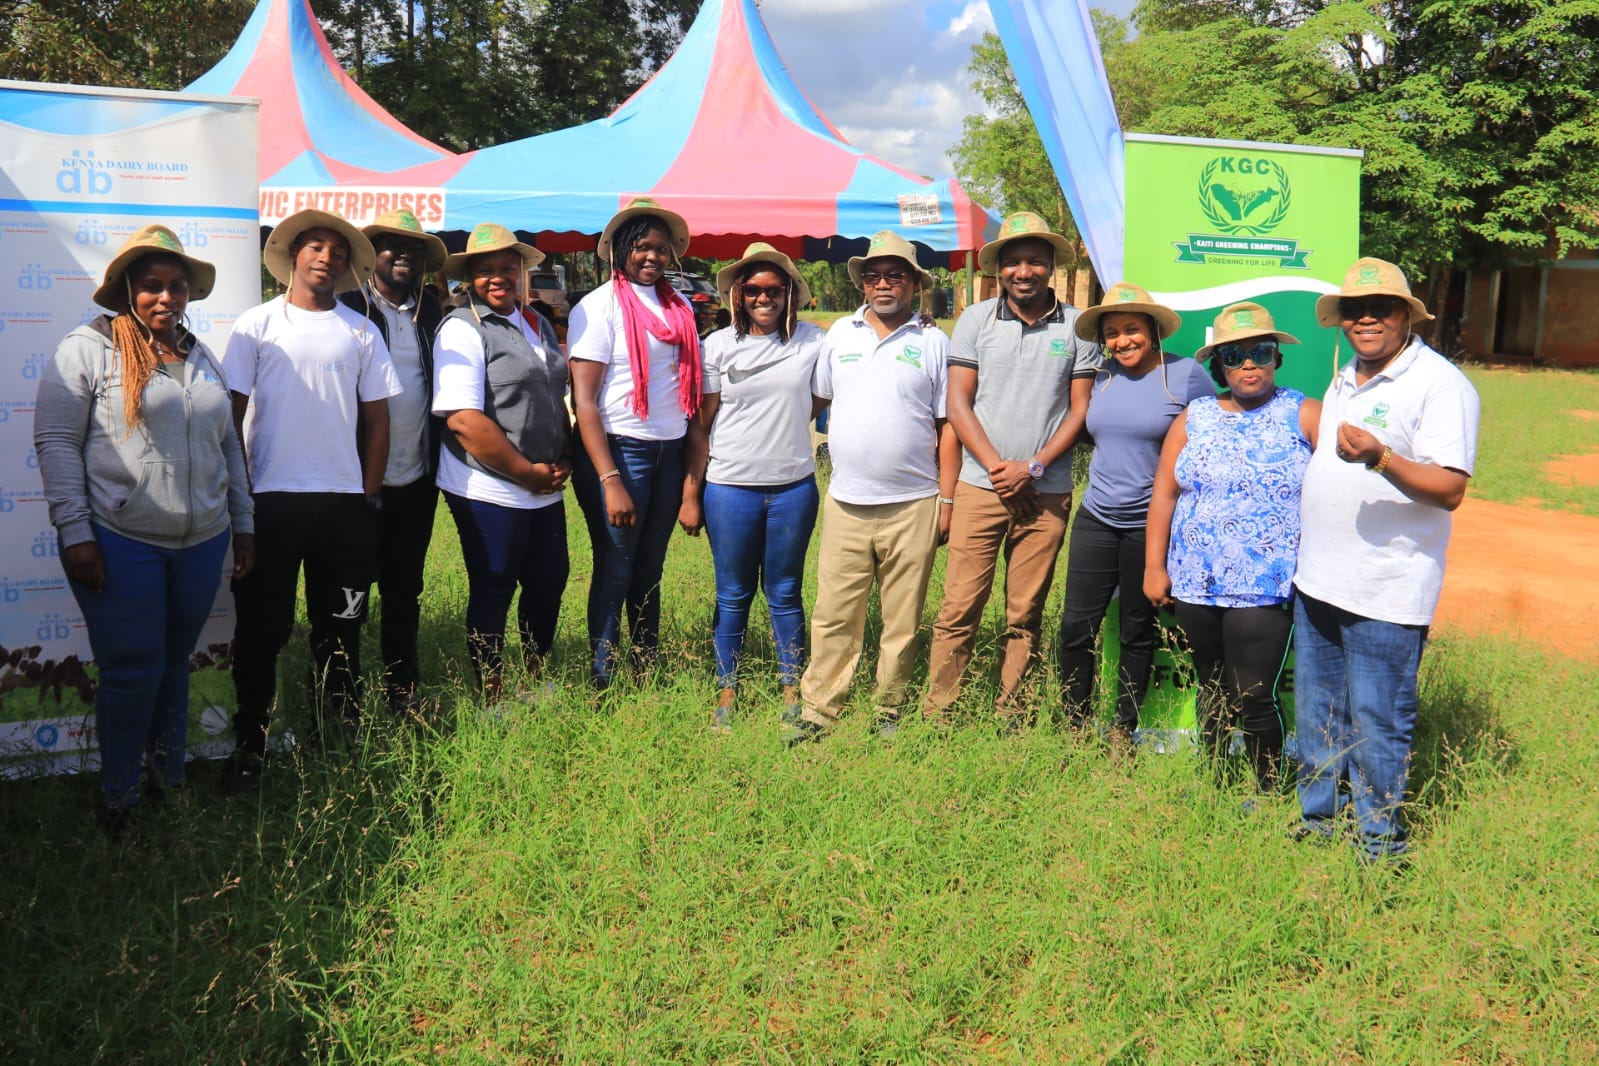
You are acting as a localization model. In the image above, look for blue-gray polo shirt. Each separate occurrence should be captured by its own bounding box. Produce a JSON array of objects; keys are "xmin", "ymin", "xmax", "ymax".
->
[{"xmin": 947, "ymin": 295, "xmax": 1101, "ymax": 495}]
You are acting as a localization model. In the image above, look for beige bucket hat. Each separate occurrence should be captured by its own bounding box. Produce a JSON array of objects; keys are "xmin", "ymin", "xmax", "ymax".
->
[
  {"xmin": 1314, "ymin": 256, "xmax": 1433, "ymax": 327},
  {"xmin": 363, "ymin": 208, "xmax": 447, "ymax": 273},
  {"xmin": 597, "ymin": 196, "xmax": 691, "ymax": 262},
  {"xmin": 715, "ymin": 242, "xmax": 813, "ymax": 307},
  {"xmin": 93, "ymin": 224, "xmax": 216, "ymax": 310},
  {"xmin": 1074, "ymin": 281, "xmax": 1182, "ymax": 341},
  {"xmin": 1194, "ymin": 302, "xmax": 1301, "ymax": 361},
  {"xmin": 442, "ymin": 222, "xmax": 545, "ymax": 280},
  {"xmin": 846, "ymin": 230, "xmax": 934, "ymax": 289},
  {"xmin": 263, "ymin": 209, "xmax": 374, "ymax": 293},
  {"xmin": 977, "ymin": 210, "xmax": 1074, "ymax": 274}
]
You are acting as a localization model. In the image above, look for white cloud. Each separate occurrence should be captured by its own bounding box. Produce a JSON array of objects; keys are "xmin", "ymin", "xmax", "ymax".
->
[{"xmin": 759, "ymin": 0, "xmax": 993, "ymax": 181}]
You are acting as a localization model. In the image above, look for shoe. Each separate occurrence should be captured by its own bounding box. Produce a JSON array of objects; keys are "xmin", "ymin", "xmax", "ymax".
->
[
  {"xmin": 871, "ymin": 716, "xmax": 900, "ymax": 739},
  {"xmin": 780, "ymin": 686, "xmax": 802, "ymax": 726},
  {"xmin": 1106, "ymin": 727, "xmax": 1137, "ymax": 763},
  {"xmin": 712, "ymin": 689, "xmax": 735, "ymax": 733},
  {"xmin": 100, "ymin": 804, "xmax": 136, "ymax": 843},
  {"xmin": 1286, "ymin": 821, "xmax": 1336, "ymax": 846},
  {"xmin": 222, "ymin": 750, "xmax": 263, "ymax": 796},
  {"xmin": 784, "ymin": 718, "xmax": 826, "ymax": 747}
]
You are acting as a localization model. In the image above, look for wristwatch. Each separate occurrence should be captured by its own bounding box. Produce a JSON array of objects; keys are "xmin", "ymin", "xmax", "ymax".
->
[{"xmin": 1027, "ymin": 460, "xmax": 1046, "ymax": 480}]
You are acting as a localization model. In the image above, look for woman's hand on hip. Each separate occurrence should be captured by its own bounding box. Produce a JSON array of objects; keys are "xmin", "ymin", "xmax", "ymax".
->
[
  {"xmin": 232, "ymin": 533, "xmax": 256, "ymax": 579},
  {"xmin": 62, "ymin": 541, "xmax": 106, "ymax": 592}
]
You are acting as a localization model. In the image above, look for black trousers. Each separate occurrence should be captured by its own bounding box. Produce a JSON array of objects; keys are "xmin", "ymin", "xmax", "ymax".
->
[
  {"xmin": 1172, "ymin": 599, "xmax": 1293, "ymax": 789},
  {"xmin": 377, "ymin": 477, "xmax": 438, "ymax": 700},
  {"xmin": 231, "ymin": 492, "xmax": 376, "ymax": 755},
  {"xmin": 1056, "ymin": 509, "xmax": 1155, "ymax": 732}
]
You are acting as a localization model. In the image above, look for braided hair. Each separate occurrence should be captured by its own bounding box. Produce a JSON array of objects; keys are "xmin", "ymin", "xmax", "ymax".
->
[
  {"xmin": 111, "ymin": 251, "xmax": 188, "ymax": 432},
  {"xmin": 609, "ymin": 215, "xmax": 679, "ymax": 273}
]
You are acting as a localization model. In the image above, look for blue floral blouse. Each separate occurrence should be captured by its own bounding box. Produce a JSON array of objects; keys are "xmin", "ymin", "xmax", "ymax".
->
[{"xmin": 1168, "ymin": 388, "xmax": 1311, "ymax": 607}]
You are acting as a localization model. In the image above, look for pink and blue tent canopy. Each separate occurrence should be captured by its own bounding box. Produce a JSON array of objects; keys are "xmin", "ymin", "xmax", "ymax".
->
[
  {"xmin": 356, "ymin": 0, "xmax": 999, "ymax": 263},
  {"xmin": 187, "ymin": 0, "xmax": 453, "ymax": 187}
]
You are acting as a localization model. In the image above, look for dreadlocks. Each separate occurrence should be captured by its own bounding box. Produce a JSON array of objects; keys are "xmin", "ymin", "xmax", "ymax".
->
[{"xmin": 609, "ymin": 215, "xmax": 680, "ymax": 273}]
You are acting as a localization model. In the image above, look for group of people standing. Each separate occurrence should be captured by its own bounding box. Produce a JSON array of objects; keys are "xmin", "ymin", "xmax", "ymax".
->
[{"xmin": 37, "ymin": 201, "xmax": 1479, "ymax": 863}]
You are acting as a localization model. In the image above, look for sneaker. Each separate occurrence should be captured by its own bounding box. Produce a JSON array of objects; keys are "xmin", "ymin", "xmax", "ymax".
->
[
  {"xmin": 712, "ymin": 704, "xmax": 733, "ymax": 733},
  {"xmin": 871, "ymin": 716, "xmax": 900, "ymax": 739},
  {"xmin": 784, "ymin": 718, "xmax": 826, "ymax": 748},
  {"xmin": 1286, "ymin": 821, "xmax": 1336, "ymax": 846},
  {"xmin": 222, "ymin": 750, "xmax": 263, "ymax": 796}
]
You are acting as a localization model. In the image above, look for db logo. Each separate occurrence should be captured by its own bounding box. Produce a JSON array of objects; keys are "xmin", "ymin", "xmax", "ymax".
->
[
  {"xmin": 21, "ymin": 353, "xmax": 46, "ymax": 380},
  {"xmin": 35, "ymin": 613, "xmax": 71, "ymax": 641},
  {"xmin": 2, "ymin": 579, "xmax": 19, "ymax": 603},
  {"xmin": 33, "ymin": 724, "xmax": 60, "ymax": 749},
  {"xmin": 31, "ymin": 530, "xmax": 59, "ymax": 558},
  {"xmin": 26, "ymin": 448, "xmax": 40, "ymax": 469},
  {"xmin": 18, "ymin": 264, "xmax": 52, "ymax": 291},
  {"xmin": 75, "ymin": 219, "xmax": 109, "ymax": 246},
  {"xmin": 0, "ymin": 493, "xmax": 13, "ymax": 513},
  {"xmin": 175, "ymin": 223, "xmax": 209, "ymax": 249},
  {"xmin": 55, "ymin": 150, "xmax": 113, "ymax": 196}
]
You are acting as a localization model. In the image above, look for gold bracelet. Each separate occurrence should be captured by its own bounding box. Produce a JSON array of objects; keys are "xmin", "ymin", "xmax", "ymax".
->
[{"xmin": 1369, "ymin": 447, "xmax": 1393, "ymax": 475}]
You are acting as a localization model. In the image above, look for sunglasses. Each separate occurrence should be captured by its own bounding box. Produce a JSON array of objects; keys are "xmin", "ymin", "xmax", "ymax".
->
[
  {"xmin": 741, "ymin": 284, "xmax": 787, "ymax": 301},
  {"xmin": 1214, "ymin": 341, "xmax": 1280, "ymax": 369},
  {"xmin": 1338, "ymin": 296, "xmax": 1406, "ymax": 321},
  {"xmin": 860, "ymin": 270, "xmax": 910, "ymax": 287}
]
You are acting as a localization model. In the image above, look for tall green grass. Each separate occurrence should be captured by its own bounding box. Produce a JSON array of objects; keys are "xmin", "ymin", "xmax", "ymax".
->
[{"xmin": 2, "ymin": 367, "xmax": 1595, "ymax": 1061}]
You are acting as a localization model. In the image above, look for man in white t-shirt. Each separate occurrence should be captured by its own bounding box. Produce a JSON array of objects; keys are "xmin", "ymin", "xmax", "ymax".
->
[
  {"xmin": 220, "ymin": 210, "xmax": 403, "ymax": 790},
  {"xmin": 1291, "ymin": 257, "xmax": 1481, "ymax": 862},
  {"xmin": 794, "ymin": 231, "xmax": 955, "ymax": 742}
]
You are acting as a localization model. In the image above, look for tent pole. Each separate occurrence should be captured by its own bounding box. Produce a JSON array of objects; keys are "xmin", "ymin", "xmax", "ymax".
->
[{"xmin": 966, "ymin": 250, "xmax": 975, "ymax": 310}]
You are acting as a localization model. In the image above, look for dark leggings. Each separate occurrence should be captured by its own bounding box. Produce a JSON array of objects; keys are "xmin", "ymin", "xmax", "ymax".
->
[
  {"xmin": 1172, "ymin": 599, "xmax": 1293, "ymax": 790},
  {"xmin": 1056, "ymin": 509, "xmax": 1154, "ymax": 732}
]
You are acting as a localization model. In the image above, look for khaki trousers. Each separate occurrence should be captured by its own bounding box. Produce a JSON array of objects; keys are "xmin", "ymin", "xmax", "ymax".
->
[
  {"xmin": 924, "ymin": 482, "xmax": 1072, "ymax": 718},
  {"xmin": 800, "ymin": 494, "xmax": 941, "ymax": 725}
]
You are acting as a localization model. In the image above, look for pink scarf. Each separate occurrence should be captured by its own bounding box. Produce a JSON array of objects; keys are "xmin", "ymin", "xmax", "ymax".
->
[{"xmin": 611, "ymin": 271, "xmax": 703, "ymax": 420}]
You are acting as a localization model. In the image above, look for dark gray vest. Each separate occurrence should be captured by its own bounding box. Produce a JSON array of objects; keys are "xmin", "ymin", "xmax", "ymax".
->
[{"xmin": 439, "ymin": 302, "xmax": 568, "ymax": 479}]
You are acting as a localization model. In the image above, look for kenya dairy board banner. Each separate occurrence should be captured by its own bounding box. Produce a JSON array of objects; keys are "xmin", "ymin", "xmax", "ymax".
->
[
  {"xmin": 1116, "ymin": 134, "xmax": 1361, "ymax": 741},
  {"xmin": 0, "ymin": 81, "xmax": 260, "ymax": 775}
]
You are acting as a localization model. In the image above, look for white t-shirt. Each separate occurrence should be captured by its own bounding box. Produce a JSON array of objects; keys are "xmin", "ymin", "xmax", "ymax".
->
[
  {"xmin": 370, "ymin": 291, "xmax": 429, "ymax": 487},
  {"xmin": 813, "ymin": 309, "xmax": 949, "ymax": 505},
  {"xmin": 702, "ymin": 321, "xmax": 826, "ymax": 487},
  {"xmin": 1294, "ymin": 336, "xmax": 1481, "ymax": 625},
  {"xmin": 222, "ymin": 296, "xmax": 401, "ymax": 494},
  {"xmin": 431, "ymin": 314, "xmax": 562, "ymax": 510},
  {"xmin": 568, "ymin": 280, "xmax": 689, "ymax": 441}
]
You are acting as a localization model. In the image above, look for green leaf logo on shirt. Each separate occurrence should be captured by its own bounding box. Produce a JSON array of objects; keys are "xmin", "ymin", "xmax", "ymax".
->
[
  {"xmin": 1363, "ymin": 401, "xmax": 1391, "ymax": 428},
  {"xmin": 897, "ymin": 344, "xmax": 923, "ymax": 368},
  {"xmin": 1048, "ymin": 338, "xmax": 1069, "ymax": 357}
]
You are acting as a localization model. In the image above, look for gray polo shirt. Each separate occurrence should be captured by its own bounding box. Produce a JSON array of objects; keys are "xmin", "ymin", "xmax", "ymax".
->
[{"xmin": 948, "ymin": 296, "xmax": 1101, "ymax": 495}]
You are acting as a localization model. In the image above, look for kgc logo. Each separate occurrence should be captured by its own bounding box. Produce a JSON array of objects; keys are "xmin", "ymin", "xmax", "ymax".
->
[{"xmin": 1198, "ymin": 156, "xmax": 1292, "ymax": 237}]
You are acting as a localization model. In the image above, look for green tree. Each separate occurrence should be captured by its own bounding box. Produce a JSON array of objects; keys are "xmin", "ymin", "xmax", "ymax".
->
[{"xmin": 0, "ymin": 0, "xmax": 253, "ymax": 89}]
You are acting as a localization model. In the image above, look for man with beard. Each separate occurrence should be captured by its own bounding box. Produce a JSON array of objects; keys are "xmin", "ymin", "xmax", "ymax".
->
[
  {"xmin": 922, "ymin": 212, "xmax": 1100, "ymax": 726},
  {"xmin": 340, "ymin": 209, "xmax": 447, "ymax": 711}
]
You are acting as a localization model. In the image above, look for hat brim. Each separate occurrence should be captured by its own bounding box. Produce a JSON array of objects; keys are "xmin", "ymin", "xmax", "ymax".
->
[
  {"xmin": 362, "ymin": 223, "xmax": 448, "ymax": 272},
  {"xmin": 263, "ymin": 210, "xmax": 375, "ymax": 294},
  {"xmin": 597, "ymin": 204, "xmax": 691, "ymax": 262},
  {"xmin": 715, "ymin": 249, "xmax": 813, "ymax": 308},
  {"xmin": 1314, "ymin": 290, "xmax": 1433, "ymax": 327},
  {"xmin": 1195, "ymin": 328, "xmax": 1301, "ymax": 362},
  {"xmin": 442, "ymin": 241, "xmax": 545, "ymax": 280},
  {"xmin": 976, "ymin": 230, "xmax": 1073, "ymax": 275},
  {"xmin": 93, "ymin": 247, "xmax": 216, "ymax": 311},
  {"xmin": 1074, "ymin": 301, "xmax": 1182, "ymax": 341},
  {"xmin": 845, "ymin": 255, "xmax": 934, "ymax": 290}
]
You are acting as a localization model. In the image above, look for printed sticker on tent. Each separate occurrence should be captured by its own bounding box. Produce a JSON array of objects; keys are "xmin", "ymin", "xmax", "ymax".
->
[{"xmin": 897, "ymin": 195, "xmax": 943, "ymax": 227}]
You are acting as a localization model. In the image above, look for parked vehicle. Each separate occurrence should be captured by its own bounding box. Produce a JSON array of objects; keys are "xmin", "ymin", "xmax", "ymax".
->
[
  {"xmin": 666, "ymin": 270, "xmax": 722, "ymax": 334},
  {"xmin": 527, "ymin": 270, "xmax": 571, "ymax": 320}
]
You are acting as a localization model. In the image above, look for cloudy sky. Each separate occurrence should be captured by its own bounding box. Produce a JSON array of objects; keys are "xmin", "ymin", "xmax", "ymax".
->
[{"xmin": 759, "ymin": 0, "xmax": 1136, "ymax": 182}]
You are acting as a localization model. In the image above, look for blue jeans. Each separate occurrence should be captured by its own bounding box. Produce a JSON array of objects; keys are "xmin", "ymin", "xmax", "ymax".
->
[
  {"xmin": 69, "ymin": 524, "xmax": 230, "ymax": 809},
  {"xmin": 572, "ymin": 434, "xmax": 685, "ymax": 683},
  {"xmin": 703, "ymin": 477, "xmax": 819, "ymax": 689},
  {"xmin": 1293, "ymin": 592, "xmax": 1428, "ymax": 858},
  {"xmin": 444, "ymin": 492, "xmax": 569, "ymax": 686}
]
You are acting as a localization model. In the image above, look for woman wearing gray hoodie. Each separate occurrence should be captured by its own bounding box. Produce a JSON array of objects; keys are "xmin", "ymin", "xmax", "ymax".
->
[{"xmin": 34, "ymin": 225, "xmax": 254, "ymax": 837}]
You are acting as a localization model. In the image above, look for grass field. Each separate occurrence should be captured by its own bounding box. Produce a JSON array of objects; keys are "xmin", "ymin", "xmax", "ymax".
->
[{"xmin": 2, "ymin": 368, "xmax": 1597, "ymax": 1061}]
